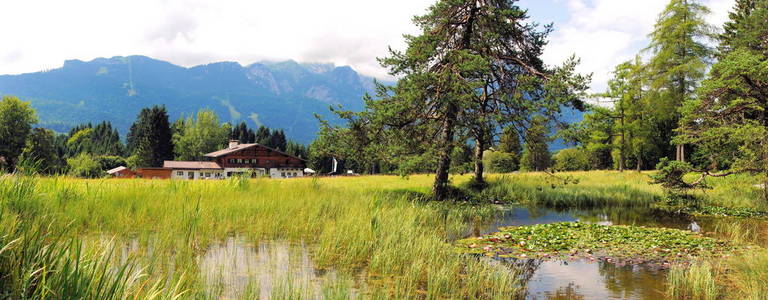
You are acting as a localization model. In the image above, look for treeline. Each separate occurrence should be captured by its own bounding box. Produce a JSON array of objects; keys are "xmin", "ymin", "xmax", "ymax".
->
[
  {"xmin": 0, "ymin": 99, "xmax": 308, "ymax": 177},
  {"xmin": 544, "ymin": 0, "xmax": 768, "ymax": 177}
]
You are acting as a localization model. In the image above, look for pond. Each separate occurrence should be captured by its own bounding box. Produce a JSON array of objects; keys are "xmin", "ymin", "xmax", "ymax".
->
[
  {"xmin": 198, "ymin": 237, "xmax": 339, "ymax": 299},
  {"xmin": 470, "ymin": 205, "xmax": 728, "ymax": 300}
]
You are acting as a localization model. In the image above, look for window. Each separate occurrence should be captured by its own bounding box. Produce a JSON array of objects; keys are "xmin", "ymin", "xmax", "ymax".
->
[
  {"xmin": 281, "ymin": 172, "xmax": 285, "ymax": 177},
  {"xmin": 177, "ymin": 171, "xmax": 183, "ymax": 176},
  {"xmin": 228, "ymin": 159, "xmax": 234, "ymax": 163},
  {"xmin": 205, "ymin": 172, "xmax": 211, "ymax": 177},
  {"xmin": 237, "ymin": 159, "xmax": 243, "ymax": 164}
]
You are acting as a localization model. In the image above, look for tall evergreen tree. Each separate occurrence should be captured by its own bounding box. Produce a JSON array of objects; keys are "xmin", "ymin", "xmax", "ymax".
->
[
  {"xmin": 645, "ymin": 0, "xmax": 715, "ymax": 162},
  {"xmin": 328, "ymin": 0, "xmax": 588, "ymax": 200},
  {"xmin": 230, "ymin": 121, "xmax": 256, "ymax": 143},
  {"xmin": 255, "ymin": 126, "xmax": 271, "ymax": 145},
  {"xmin": 0, "ymin": 96, "xmax": 38, "ymax": 171},
  {"xmin": 127, "ymin": 106, "xmax": 174, "ymax": 167},
  {"xmin": 520, "ymin": 116, "xmax": 551, "ymax": 171},
  {"xmin": 677, "ymin": 1, "xmax": 768, "ymax": 198}
]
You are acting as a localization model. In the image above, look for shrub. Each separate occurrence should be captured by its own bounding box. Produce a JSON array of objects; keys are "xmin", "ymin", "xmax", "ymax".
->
[
  {"xmin": 483, "ymin": 150, "xmax": 518, "ymax": 173},
  {"xmin": 553, "ymin": 148, "xmax": 591, "ymax": 171},
  {"xmin": 67, "ymin": 153, "xmax": 102, "ymax": 178}
]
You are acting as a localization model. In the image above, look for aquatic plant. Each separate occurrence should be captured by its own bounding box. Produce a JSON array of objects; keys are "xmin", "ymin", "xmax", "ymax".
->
[
  {"xmin": 666, "ymin": 261, "xmax": 719, "ymax": 300},
  {"xmin": 457, "ymin": 222, "xmax": 736, "ymax": 264}
]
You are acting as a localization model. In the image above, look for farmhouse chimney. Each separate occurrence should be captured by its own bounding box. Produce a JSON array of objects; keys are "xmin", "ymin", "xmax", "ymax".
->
[{"xmin": 228, "ymin": 140, "xmax": 239, "ymax": 149}]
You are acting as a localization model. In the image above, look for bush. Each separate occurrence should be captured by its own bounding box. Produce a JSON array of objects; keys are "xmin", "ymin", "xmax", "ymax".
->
[
  {"xmin": 483, "ymin": 151, "xmax": 518, "ymax": 173},
  {"xmin": 553, "ymin": 148, "xmax": 591, "ymax": 171},
  {"xmin": 67, "ymin": 153, "xmax": 102, "ymax": 178},
  {"xmin": 96, "ymin": 155, "xmax": 127, "ymax": 171}
]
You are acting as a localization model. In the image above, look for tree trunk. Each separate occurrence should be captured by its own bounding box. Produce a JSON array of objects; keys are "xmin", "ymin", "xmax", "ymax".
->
[
  {"xmin": 676, "ymin": 144, "xmax": 685, "ymax": 162},
  {"xmin": 473, "ymin": 136, "xmax": 485, "ymax": 185},
  {"xmin": 433, "ymin": 103, "xmax": 457, "ymax": 201},
  {"xmin": 636, "ymin": 156, "xmax": 642, "ymax": 172}
]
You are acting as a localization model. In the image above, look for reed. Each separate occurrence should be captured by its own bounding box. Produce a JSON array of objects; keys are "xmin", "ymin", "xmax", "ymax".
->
[
  {"xmin": 0, "ymin": 173, "xmax": 520, "ymax": 298},
  {"xmin": 666, "ymin": 261, "xmax": 719, "ymax": 300}
]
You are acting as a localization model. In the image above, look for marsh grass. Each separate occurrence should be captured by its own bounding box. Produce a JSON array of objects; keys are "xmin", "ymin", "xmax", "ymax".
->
[
  {"xmin": 481, "ymin": 172, "xmax": 661, "ymax": 208},
  {"xmin": 666, "ymin": 261, "xmax": 719, "ymax": 300},
  {"xmin": 0, "ymin": 174, "xmax": 521, "ymax": 298}
]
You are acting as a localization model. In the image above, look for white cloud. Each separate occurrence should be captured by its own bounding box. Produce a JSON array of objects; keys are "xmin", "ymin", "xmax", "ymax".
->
[
  {"xmin": 0, "ymin": 0, "xmax": 736, "ymax": 85},
  {"xmin": 542, "ymin": 0, "xmax": 735, "ymax": 93},
  {"xmin": 0, "ymin": 0, "xmax": 433, "ymax": 79}
]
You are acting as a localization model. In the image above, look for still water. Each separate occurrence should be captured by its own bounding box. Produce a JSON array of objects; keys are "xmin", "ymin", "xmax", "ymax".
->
[{"xmin": 472, "ymin": 206, "xmax": 702, "ymax": 300}]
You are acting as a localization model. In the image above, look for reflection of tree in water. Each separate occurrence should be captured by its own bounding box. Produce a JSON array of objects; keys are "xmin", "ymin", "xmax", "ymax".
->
[
  {"xmin": 543, "ymin": 282, "xmax": 585, "ymax": 300},
  {"xmin": 492, "ymin": 257, "xmax": 543, "ymax": 298},
  {"xmin": 597, "ymin": 261, "xmax": 666, "ymax": 300},
  {"xmin": 570, "ymin": 207, "xmax": 693, "ymax": 230}
]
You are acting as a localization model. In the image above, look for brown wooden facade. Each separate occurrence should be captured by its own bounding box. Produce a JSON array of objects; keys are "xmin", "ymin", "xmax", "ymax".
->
[{"xmin": 205, "ymin": 144, "xmax": 306, "ymax": 170}]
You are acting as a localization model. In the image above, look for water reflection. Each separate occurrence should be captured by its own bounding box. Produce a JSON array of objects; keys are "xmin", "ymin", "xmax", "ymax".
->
[
  {"xmin": 198, "ymin": 237, "xmax": 331, "ymax": 299},
  {"xmin": 472, "ymin": 206, "xmax": 698, "ymax": 237},
  {"xmin": 473, "ymin": 206, "xmax": 688, "ymax": 300}
]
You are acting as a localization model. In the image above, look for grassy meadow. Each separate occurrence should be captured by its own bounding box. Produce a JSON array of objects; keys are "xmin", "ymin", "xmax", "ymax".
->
[{"xmin": 2, "ymin": 170, "xmax": 768, "ymax": 299}]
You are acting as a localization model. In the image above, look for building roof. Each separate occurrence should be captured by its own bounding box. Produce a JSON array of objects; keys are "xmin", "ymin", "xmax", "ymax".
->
[
  {"xmin": 163, "ymin": 161, "xmax": 223, "ymax": 170},
  {"xmin": 106, "ymin": 166, "xmax": 129, "ymax": 174},
  {"xmin": 204, "ymin": 143, "xmax": 259, "ymax": 157},
  {"xmin": 203, "ymin": 143, "xmax": 307, "ymax": 161}
]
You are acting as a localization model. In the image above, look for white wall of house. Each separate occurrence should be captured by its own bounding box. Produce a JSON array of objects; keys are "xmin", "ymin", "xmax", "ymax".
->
[
  {"xmin": 223, "ymin": 167, "xmax": 266, "ymax": 178},
  {"xmin": 170, "ymin": 169, "xmax": 224, "ymax": 180},
  {"xmin": 269, "ymin": 168, "xmax": 304, "ymax": 179}
]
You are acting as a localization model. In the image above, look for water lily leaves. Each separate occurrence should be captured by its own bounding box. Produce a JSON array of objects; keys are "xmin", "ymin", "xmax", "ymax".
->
[{"xmin": 456, "ymin": 222, "xmax": 738, "ymax": 265}]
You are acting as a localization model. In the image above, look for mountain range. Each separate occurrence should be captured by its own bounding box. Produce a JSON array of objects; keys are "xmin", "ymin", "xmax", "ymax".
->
[
  {"xmin": 0, "ymin": 55, "xmax": 382, "ymax": 143},
  {"xmin": 0, "ymin": 55, "xmax": 582, "ymax": 148}
]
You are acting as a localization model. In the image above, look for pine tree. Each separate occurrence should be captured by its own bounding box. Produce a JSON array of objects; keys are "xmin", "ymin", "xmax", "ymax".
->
[
  {"xmin": 351, "ymin": 0, "xmax": 588, "ymax": 199},
  {"xmin": 255, "ymin": 126, "xmax": 271, "ymax": 145},
  {"xmin": 127, "ymin": 106, "xmax": 174, "ymax": 167},
  {"xmin": 520, "ymin": 116, "xmax": 551, "ymax": 171},
  {"xmin": 677, "ymin": 1, "xmax": 768, "ymax": 199},
  {"xmin": 645, "ymin": 0, "xmax": 715, "ymax": 162},
  {"xmin": 720, "ymin": 0, "xmax": 759, "ymax": 53}
]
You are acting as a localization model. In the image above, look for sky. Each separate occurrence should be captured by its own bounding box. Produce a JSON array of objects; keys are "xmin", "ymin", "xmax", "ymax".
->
[{"xmin": 0, "ymin": 0, "xmax": 735, "ymax": 93}]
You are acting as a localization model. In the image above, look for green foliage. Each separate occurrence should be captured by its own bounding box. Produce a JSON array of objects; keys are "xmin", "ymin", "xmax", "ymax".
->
[
  {"xmin": 19, "ymin": 128, "xmax": 61, "ymax": 174},
  {"xmin": 667, "ymin": 261, "xmax": 719, "ymax": 300},
  {"xmin": 0, "ymin": 96, "xmax": 38, "ymax": 171},
  {"xmin": 173, "ymin": 109, "xmax": 229, "ymax": 161},
  {"xmin": 498, "ymin": 126, "xmax": 522, "ymax": 156},
  {"xmin": 96, "ymin": 155, "xmax": 127, "ymax": 171},
  {"xmin": 651, "ymin": 158, "xmax": 695, "ymax": 190},
  {"xmin": 483, "ymin": 150, "xmax": 518, "ymax": 173},
  {"xmin": 318, "ymin": 0, "xmax": 589, "ymax": 200},
  {"xmin": 553, "ymin": 148, "xmax": 591, "ymax": 171},
  {"xmin": 520, "ymin": 116, "xmax": 551, "ymax": 171},
  {"xmin": 127, "ymin": 105, "xmax": 174, "ymax": 167},
  {"xmin": 66, "ymin": 152, "xmax": 103, "ymax": 178}
]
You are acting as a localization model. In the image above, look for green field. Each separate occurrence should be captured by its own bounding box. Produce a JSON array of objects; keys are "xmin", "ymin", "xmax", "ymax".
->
[{"xmin": 1, "ymin": 171, "xmax": 767, "ymax": 299}]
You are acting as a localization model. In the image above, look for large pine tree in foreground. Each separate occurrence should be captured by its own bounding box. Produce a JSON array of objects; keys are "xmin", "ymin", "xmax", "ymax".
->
[
  {"xmin": 322, "ymin": 0, "xmax": 588, "ymax": 200},
  {"xmin": 677, "ymin": 0, "xmax": 768, "ymax": 198}
]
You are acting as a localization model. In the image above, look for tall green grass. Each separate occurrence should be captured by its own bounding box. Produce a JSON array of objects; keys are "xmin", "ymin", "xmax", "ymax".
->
[
  {"xmin": 481, "ymin": 172, "xmax": 661, "ymax": 208},
  {"xmin": 0, "ymin": 174, "xmax": 521, "ymax": 298},
  {"xmin": 666, "ymin": 261, "xmax": 719, "ymax": 300}
]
